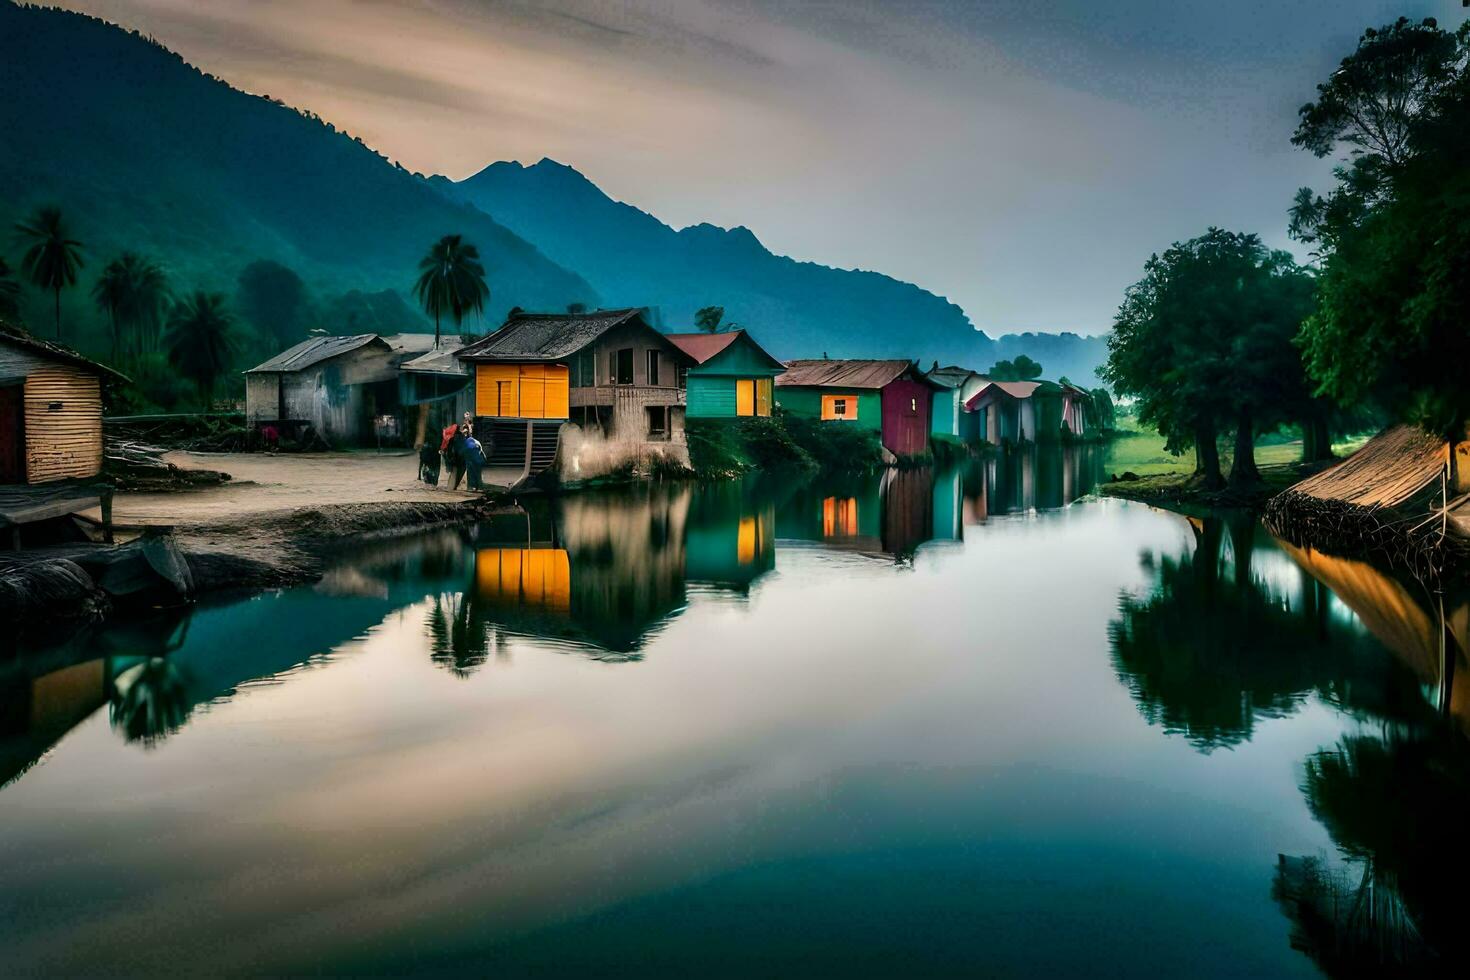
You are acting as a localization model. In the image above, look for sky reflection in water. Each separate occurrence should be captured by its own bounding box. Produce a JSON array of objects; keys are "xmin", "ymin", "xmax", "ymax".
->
[{"xmin": 1, "ymin": 448, "xmax": 1466, "ymax": 977}]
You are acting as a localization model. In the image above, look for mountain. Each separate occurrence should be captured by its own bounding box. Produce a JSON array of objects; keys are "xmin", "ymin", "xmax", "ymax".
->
[
  {"xmin": 0, "ymin": 3, "xmax": 595, "ymax": 349},
  {"xmin": 438, "ymin": 159, "xmax": 990, "ymax": 364}
]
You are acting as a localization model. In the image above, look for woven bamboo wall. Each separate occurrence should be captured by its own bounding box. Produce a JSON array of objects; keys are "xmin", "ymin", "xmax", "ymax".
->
[{"xmin": 23, "ymin": 364, "xmax": 102, "ymax": 483}]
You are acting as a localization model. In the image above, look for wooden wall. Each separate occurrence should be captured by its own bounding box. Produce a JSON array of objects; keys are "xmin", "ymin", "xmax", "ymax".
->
[{"xmin": 23, "ymin": 364, "xmax": 103, "ymax": 483}]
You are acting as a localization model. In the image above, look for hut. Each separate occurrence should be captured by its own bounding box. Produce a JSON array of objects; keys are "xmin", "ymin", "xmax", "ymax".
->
[
  {"xmin": 0, "ymin": 327, "xmax": 124, "ymax": 546},
  {"xmin": 243, "ymin": 333, "xmax": 445, "ymax": 447},
  {"xmin": 663, "ymin": 329, "xmax": 786, "ymax": 418},
  {"xmin": 775, "ymin": 359, "xmax": 940, "ymax": 457},
  {"xmin": 963, "ymin": 379, "xmax": 1074, "ymax": 445},
  {"xmin": 925, "ymin": 365, "xmax": 988, "ymax": 441},
  {"xmin": 456, "ymin": 309, "xmax": 695, "ymax": 475}
]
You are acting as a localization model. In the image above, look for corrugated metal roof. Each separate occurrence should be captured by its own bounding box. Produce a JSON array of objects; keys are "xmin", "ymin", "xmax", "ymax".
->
[
  {"xmin": 400, "ymin": 344, "xmax": 468, "ymax": 376},
  {"xmin": 456, "ymin": 309, "xmax": 645, "ymax": 362},
  {"xmin": 776, "ymin": 359, "xmax": 916, "ymax": 389},
  {"xmin": 926, "ymin": 366, "xmax": 984, "ymax": 389},
  {"xmin": 663, "ymin": 330, "xmax": 743, "ymax": 364},
  {"xmin": 245, "ymin": 334, "xmax": 383, "ymax": 373},
  {"xmin": 383, "ymin": 334, "xmax": 441, "ymax": 355}
]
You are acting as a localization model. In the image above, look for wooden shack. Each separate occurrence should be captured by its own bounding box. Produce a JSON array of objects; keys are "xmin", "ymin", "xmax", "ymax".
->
[
  {"xmin": 0, "ymin": 328, "xmax": 122, "ymax": 545},
  {"xmin": 925, "ymin": 365, "xmax": 988, "ymax": 441},
  {"xmin": 244, "ymin": 333, "xmax": 441, "ymax": 447},
  {"xmin": 775, "ymin": 359, "xmax": 940, "ymax": 458},
  {"xmin": 664, "ymin": 329, "xmax": 786, "ymax": 419},
  {"xmin": 456, "ymin": 309, "xmax": 695, "ymax": 476}
]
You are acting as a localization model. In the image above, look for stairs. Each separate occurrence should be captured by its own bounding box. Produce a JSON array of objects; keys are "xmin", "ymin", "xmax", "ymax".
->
[{"xmin": 475, "ymin": 418, "xmax": 564, "ymax": 485}]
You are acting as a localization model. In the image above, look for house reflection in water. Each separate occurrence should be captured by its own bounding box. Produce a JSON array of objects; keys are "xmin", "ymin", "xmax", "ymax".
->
[
  {"xmin": 775, "ymin": 468, "xmax": 938, "ymax": 561},
  {"xmin": 964, "ymin": 445, "xmax": 1104, "ymax": 520},
  {"xmin": 686, "ymin": 481, "xmax": 776, "ymax": 596}
]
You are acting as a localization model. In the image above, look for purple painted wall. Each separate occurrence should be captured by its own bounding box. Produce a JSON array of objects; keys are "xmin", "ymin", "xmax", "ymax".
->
[{"xmin": 880, "ymin": 378, "xmax": 932, "ymax": 456}]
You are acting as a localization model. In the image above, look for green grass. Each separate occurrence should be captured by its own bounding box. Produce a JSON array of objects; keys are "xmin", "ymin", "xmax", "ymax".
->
[{"xmin": 1104, "ymin": 418, "xmax": 1370, "ymax": 479}]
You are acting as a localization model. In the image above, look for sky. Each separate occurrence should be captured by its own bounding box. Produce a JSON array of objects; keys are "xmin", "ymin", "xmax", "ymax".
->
[{"xmin": 53, "ymin": 0, "xmax": 1469, "ymax": 335}]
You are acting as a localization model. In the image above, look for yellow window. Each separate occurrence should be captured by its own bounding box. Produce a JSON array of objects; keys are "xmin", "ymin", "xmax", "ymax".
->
[
  {"xmin": 736, "ymin": 379, "xmax": 755, "ymax": 416},
  {"xmin": 756, "ymin": 378, "xmax": 772, "ymax": 417},
  {"xmin": 822, "ymin": 497, "xmax": 858, "ymax": 536},
  {"xmin": 821, "ymin": 394, "xmax": 858, "ymax": 421},
  {"xmin": 737, "ymin": 516, "xmax": 756, "ymax": 563}
]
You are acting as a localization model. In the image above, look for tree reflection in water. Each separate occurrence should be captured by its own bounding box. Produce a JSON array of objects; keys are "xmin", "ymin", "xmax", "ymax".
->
[
  {"xmin": 1275, "ymin": 732, "xmax": 1470, "ymax": 977},
  {"xmin": 110, "ymin": 656, "xmax": 192, "ymax": 745},
  {"xmin": 1109, "ymin": 514, "xmax": 1425, "ymax": 751},
  {"xmin": 425, "ymin": 593, "xmax": 493, "ymax": 678},
  {"xmin": 1113, "ymin": 507, "xmax": 1470, "ymax": 974}
]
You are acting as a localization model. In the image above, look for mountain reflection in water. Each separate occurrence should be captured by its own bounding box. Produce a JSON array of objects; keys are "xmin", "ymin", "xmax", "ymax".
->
[{"xmin": 1, "ymin": 451, "xmax": 1466, "ymax": 978}]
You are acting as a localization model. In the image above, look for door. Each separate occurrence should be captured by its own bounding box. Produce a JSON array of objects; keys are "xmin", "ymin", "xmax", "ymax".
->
[
  {"xmin": 735, "ymin": 379, "xmax": 755, "ymax": 416},
  {"xmin": 0, "ymin": 384, "xmax": 25, "ymax": 483}
]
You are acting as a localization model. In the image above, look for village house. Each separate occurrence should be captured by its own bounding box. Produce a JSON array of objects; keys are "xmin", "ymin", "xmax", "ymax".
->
[
  {"xmin": 455, "ymin": 308, "xmax": 694, "ymax": 474},
  {"xmin": 776, "ymin": 358, "xmax": 940, "ymax": 458},
  {"xmin": 964, "ymin": 379, "xmax": 1095, "ymax": 446},
  {"xmin": 243, "ymin": 333, "xmax": 456, "ymax": 447},
  {"xmin": 925, "ymin": 364, "xmax": 988, "ymax": 442},
  {"xmin": 1, "ymin": 327, "xmax": 123, "ymax": 546},
  {"xmin": 663, "ymin": 329, "xmax": 786, "ymax": 419}
]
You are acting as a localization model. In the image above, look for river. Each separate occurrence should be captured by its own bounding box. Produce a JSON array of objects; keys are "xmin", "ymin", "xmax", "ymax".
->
[{"xmin": 2, "ymin": 448, "xmax": 1466, "ymax": 977}]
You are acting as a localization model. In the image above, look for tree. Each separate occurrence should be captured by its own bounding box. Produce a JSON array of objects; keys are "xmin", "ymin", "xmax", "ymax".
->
[
  {"xmin": 1290, "ymin": 18, "xmax": 1470, "ymax": 440},
  {"xmin": 92, "ymin": 253, "xmax": 170, "ymax": 364},
  {"xmin": 165, "ymin": 291, "xmax": 237, "ymax": 410},
  {"xmin": 413, "ymin": 234, "xmax": 488, "ymax": 348},
  {"xmin": 1103, "ymin": 229, "xmax": 1316, "ymax": 490},
  {"xmin": 988, "ymin": 355, "xmax": 1042, "ymax": 381},
  {"xmin": 0, "ymin": 257, "xmax": 20, "ymax": 324},
  {"xmin": 694, "ymin": 305, "xmax": 724, "ymax": 333},
  {"xmin": 14, "ymin": 205, "xmax": 84, "ymax": 340},
  {"xmin": 237, "ymin": 259, "xmax": 310, "ymax": 352}
]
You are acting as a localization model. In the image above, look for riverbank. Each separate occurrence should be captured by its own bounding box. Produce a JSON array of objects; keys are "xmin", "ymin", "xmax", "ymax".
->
[
  {"xmin": 2, "ymin": 451, "xmax": 520, "ymax": 645},
  {"xmin": 1097, "ymin": 460, "xmax": 1326, "ymax": 509}
]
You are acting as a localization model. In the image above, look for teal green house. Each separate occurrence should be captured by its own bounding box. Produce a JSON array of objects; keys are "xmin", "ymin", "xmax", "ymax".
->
[{"xmin": 664, "ymin": 330, "xmax": 785, "ymax": 418}]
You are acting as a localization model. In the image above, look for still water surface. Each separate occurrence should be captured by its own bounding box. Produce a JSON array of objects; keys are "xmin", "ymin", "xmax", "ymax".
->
[{"xmin": 3, "ymin": 449, "xmax": 1467, "ymax": 976}]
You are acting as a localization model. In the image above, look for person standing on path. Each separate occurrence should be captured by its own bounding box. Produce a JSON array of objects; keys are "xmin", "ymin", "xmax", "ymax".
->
[
  {"xmin": 462, "ymin": 431, "xmax": 486, "ymax": 490},
  {"xmin": 440, "ymin": 421, "xmax": 465, "ymax": 491}
]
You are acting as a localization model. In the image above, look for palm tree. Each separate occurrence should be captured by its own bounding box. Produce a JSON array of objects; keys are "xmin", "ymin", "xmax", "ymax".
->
[
  {"xmin": 92, "ymin": 253, "xmax": 170, "ymax": 364},
  {"xmin": 0, "ymin": 257, "xmax": 20, "ymax": 324},
  {"xmin": 14, "ymin": 206, "xmax": 84, "ymax": 340},
  {"xmin": 165, "ymin": 291, "xmax": 237, "ymax": 410},
  {"xmin": 413, "ymin": 234, "xmax": 488, "ymax": 347}
]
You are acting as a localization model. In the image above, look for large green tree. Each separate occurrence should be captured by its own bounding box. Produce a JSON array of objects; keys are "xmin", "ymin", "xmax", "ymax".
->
[
  {"xmin": 165, "ymin": 291, "xmax": 237, "ymax": 410},
  {"xmin": 1104, "ymin": 229, "xmax": 1316, "ymax": 489},
  {"xmin": 92, "ymin": 252, "xmax": 170, "ymax": 364},
  {"xmin": 413, "ymin": 234, "xmax": 488, "ymax": 348},
  {"xmin": 694, "ymin": 305, "xmax": 725, "ymax": 333},
  {"xmin": 1290, "ymin": 17, "xmax": 1470, "ymax": 440},
  {"xmin": 237, "ymin": 259, "xmax": 311, "ymax": 353},
  {"xmin": 987, "ymin": 355, "xmax": 1043, "ymax": 381},
  {"xmin": 14, "ymin": 205, "xmax": 84, "ymax": 340}
]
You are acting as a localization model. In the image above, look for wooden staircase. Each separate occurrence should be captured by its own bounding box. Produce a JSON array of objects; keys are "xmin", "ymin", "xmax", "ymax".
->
[{"xmin": 478, "ymin": 418, "xmax": 564, "ymax": 488}]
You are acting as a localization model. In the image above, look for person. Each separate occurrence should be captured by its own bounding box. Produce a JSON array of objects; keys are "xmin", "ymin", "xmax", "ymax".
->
[
  {"xmin": 418, "ymin": 439, "xmax": 440, "ymax": 485},
  {"xmin": 462, "ymin": 432, "xmax": 486, "ymax": 490},
  {"xmin": 440, "ymin": 421, "xmax": 463, "ymax": 490}
]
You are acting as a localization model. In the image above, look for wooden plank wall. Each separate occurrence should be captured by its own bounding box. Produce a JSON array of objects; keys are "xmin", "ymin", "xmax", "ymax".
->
[{"xmin": 23, "ymin": 364, "xmax": 102, "ymax": 483}]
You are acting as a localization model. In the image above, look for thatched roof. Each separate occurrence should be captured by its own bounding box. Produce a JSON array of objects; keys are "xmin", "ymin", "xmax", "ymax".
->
[{"xmin": 1285, "ymin": 425, "xmax": 1445, "ymax": 509}]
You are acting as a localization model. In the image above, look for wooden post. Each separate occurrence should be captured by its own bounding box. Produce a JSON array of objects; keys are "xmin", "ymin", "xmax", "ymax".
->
[{"xmin": 101, "ymin": 485, "xmax": 114, "ymax": 544}]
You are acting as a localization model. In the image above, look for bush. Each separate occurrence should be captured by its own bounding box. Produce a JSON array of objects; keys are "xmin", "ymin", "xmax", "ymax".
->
[
  {"xmin": 929, "ymin": 433, "xmax": 968, "ymax": 467},
  {"xmin": 738, "ymin": 416, "xmax": 815, "ymax": 471},
  {"xmin": 783, "ymin": 414, "xmax": 885, "ymax": 472}
]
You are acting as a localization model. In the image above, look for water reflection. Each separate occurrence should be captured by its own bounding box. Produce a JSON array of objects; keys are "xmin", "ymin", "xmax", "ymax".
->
[
  {"xmin": 963, "ymin": 444, "xmax": 1105, "ymax": 521},
  {"xmin": 1115, "ymin": 505, "xmax": 1470, "ymax": 974}
]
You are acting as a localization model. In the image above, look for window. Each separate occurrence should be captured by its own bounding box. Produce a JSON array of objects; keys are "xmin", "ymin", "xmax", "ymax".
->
[
  {"xmin": 573, "ymin": 350, "xmax": 595, "ymax": 388},
  {"xmin": 646, "ymin": 405, "xmax": 669, "ymax": 440},
  {"xmin": 646, "ymin": 349, "xmax": 661, "ymax": 386},
  {"xmin": 736, "ymin": 379, "xmax": 755, "ymax": 417},
  {"xmin": 821, "ymin": 394, "xmax": 858, "ymax": 421},
  {"xmin": 614, "ymin": 348, "xmax": 634, "ymax": 385},
  {"xmin": 676, "ymin": 365, "xmax": 688, "ymax": 390}
]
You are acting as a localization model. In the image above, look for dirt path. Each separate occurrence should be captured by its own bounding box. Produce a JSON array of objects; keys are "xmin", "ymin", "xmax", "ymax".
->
[{"xmin": 100, "ymin": 451, "xmax": 521, "ymax": 527}]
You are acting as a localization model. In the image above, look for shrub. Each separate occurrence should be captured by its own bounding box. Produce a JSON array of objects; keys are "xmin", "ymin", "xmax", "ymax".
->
[{"xmin": 783, "ymin": 414, "xmax": 884, "ymax": 472}]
